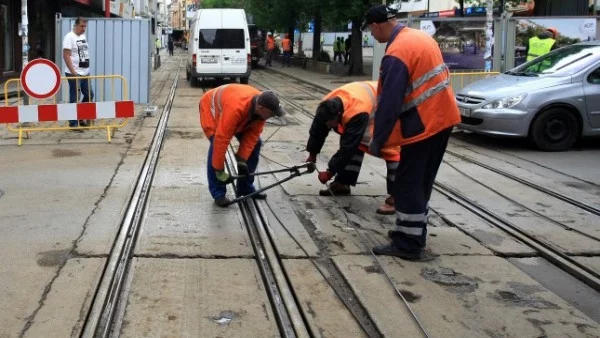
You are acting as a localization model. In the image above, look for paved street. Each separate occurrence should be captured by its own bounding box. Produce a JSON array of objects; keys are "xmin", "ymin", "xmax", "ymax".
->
[{"xmin": 1, "ymin": 52, "xmax": 600, "ymax": 337}]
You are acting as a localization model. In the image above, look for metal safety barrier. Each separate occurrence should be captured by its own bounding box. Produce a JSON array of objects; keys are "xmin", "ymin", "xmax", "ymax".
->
[
  {"xmin": 449, "ymin": 70, "xmax": 500, "ymax": 93},
  {"xmin": 1, "ymin": 74, "xmax": 135, "ymax": 146}
]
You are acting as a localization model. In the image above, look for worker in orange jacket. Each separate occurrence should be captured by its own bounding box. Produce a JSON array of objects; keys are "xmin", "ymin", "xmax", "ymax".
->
[
  {"xmin": 305, "ymin": 81, "xmax": 400, "ymax": 215},
  {"xmin": 281, "ymin": 33, "xmax": 292, "ymax": 67},
  {"xmin": 362, "ymin": 5, "xmax": 460, "ymax": 260},
  {"xmin": 265, "ymin": 32, "xmax": 276, "ymax": 66},
  {"xmin": 200, "ymin": 84, "xmax": 285, "ymax": 207}
]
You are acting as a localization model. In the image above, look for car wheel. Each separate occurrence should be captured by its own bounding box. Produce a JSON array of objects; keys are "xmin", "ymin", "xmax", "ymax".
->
[
  {"xmin": 251, "ymin": 60, "xmax": 258, "ymax": 68},
  {"xmin": 190, "ymin": 76, "xmax": 199, "ymax": 87},
  {"xmin": 530, "ymin": 107, "xmax": 580, "ymax": 151},
  {"xmin": 240, "ymin": 77, "xmax": 249, "ymax": 84}
]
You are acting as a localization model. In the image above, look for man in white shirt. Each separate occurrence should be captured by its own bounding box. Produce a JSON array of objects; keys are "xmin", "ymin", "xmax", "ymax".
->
[{"xmin": 63, "ymin": 17, "xmax": 93, "ymax": 129}]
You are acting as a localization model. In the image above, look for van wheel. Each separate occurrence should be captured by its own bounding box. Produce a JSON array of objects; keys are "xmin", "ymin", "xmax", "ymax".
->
[
  {"xmin": 251, "ymin": 60, "xmax": 258, "ymax": 68},
  {"xmin": 529, "ymin": 107, "xmax": 580, "ymax": 151},
  {"xmin": 191, "ymin": 76, "xmax": 199, "ymax": 87},
  {"xmin": 240, "ymin": 77, "xmax": 249, "ymax": 84}
]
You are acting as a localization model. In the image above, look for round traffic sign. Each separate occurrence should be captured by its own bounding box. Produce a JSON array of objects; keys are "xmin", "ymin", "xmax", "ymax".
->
[{"xmin": 20, "ymin": 59, "xmax": 62, "ymax": 99}]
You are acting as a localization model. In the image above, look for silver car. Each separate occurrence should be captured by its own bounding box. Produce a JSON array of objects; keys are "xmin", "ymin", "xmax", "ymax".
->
[{"xmin": 456, "ymin": 41, "xmax": 600, "ymax": 151}]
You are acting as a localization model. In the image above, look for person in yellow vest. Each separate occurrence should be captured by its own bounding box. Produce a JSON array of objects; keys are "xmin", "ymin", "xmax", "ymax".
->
[
  {"xmin": 305, "ymin": 81, "xmax": 400, "ymax": 215},
  {"xmin": 362, "ymin": 5, "xmax": 460, "ymax": 260},
  {"xmin": 526, "ymin": 27, "xmax": 558, "ymax": 62}
]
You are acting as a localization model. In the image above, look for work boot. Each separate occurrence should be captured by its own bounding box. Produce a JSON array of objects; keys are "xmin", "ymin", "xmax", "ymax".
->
[
  {"xmin": 376, "ymin": 195, "xmax": 395, "ymax": 215},
  {"xmin": 319, "ymin": 181, "xmax": 351, "ymax": 196},
  {"xmin": 214, "ymin": 196, "xmax": 231, "ymax": 208},
  {"xmin": 373, "ymin": 243, "xmax": 435, "ymax": 262}
]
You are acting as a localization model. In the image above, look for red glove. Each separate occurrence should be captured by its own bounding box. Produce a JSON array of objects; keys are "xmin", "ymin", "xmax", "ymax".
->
[
  {"xmin": 306, "ymin": 154, "xmax": 317, "ymax": 163},
  {"xmin": 318, "ymin": 170, "xmax": 333, "ymax": 184}
]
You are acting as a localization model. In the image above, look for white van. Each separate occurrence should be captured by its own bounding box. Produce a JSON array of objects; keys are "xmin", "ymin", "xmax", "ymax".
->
[{"xmin": 186, "ymin": 8, "xmax": 251, "ymax": 86}]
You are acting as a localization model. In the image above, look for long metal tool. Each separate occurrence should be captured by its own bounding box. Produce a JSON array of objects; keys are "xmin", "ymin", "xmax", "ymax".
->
[
  {"xmin": 225, "ymin": 162, "xmax": 315, "ymax": 206},
  {"xmin": 230, "ymin": 162, "xmax": 315, "ymax": 180},
  {"xmin": 81, "ymin": 68, "xmax": 180, "ymax": 338}
]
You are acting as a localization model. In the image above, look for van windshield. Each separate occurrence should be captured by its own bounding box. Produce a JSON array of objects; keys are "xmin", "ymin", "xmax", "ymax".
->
[{"xmin": 199, "ymin": 29, "xmax": 245, "ymax": 49}]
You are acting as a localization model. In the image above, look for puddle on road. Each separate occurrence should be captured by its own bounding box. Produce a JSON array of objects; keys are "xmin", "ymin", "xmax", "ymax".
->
[
  {"xmin": 37, "ymin": 249, "xmax": 70, "ymax": 267},
  {"xmin": 52, "ymin": 149, "xmax": 82, "ymax": 158}
]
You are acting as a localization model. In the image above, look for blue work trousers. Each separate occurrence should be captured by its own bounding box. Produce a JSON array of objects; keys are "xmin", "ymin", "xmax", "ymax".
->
[
  {"xmin": 66, "ymin": 73, "xmax": 94, "ymax": 127},
  {"xmin": 207, "ymin": 135, "xmax": 262, "ymax": 199}
]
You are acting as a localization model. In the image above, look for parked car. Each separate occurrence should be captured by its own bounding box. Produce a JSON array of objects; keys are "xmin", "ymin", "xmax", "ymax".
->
[
  {"xmin": 456, "ymin": 41, "xmax": 600, "ymax": 151},
  {"xmin": 248, "ymin": 24, "xmax": 262, "ymax": 68},
  {"xmin": 186, "ymin": 8, "xmax": 251, "ymax": 86}
]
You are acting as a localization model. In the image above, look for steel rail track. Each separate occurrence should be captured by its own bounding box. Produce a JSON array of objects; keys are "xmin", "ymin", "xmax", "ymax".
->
[
  {"xmin": 80, "ymin": 66, "xmax": 181, "ymax": 337},
  {"xmin": 252, "ymin": 66, "xmax": 600, "ymax": 299},
  {"xmin": 444, "ymin": 149, "xmax": 600, "ymax": 217}
]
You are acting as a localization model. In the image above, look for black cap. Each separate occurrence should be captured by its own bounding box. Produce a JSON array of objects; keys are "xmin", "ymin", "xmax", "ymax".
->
[
  {"xmin": 257, "ymin": 91, "xmax": 286, "ymax": 117},
  {"xmin": 361, "ymin": 5, "xmax": 397, "ymax": 31}
]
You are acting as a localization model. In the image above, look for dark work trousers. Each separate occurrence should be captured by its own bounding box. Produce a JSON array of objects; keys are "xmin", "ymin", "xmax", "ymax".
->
[
  {"xmin": 207, "ymin": 135, "xmax": 262, "ymax": 199},
  {"xmin": 334, "ymin": 148, "xmax": 397, "ymax": 195},
  {"xmin": 389, "ymin": 127, "xmax": 453, "ymax": 253}
]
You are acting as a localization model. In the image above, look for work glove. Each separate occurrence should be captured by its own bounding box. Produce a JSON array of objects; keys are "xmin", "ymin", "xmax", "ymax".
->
[
  {"xmin": 305, "ymin": 153, "xmax": 317, "ymax": 163},
  {"xmin": 318, "ymin": 170, "xmax": 333, "ymax": 184},
  {"xmin": 215, "ymin": 170, "xmax": 231, "ymax": 185}
]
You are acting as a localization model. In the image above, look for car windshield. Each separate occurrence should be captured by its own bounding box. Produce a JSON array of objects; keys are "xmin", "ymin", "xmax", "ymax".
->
[{"xmin": 506, "ymin": 44, "xmax": 600, "ymax": 77}]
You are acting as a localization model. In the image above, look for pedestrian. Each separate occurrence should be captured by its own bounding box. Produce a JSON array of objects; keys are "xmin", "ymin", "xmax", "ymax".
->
[
  {"xmin": 168, "ymin": 38, "xmax": 174, "ymax": 56},
  {"xmin": 363, "ymin": 34, "xmax": 369, "ymax": 48},
  {"xmin": 265, "ymin": 32, "xmax": 276, "ymax": 66},
  {"xmin": 526, "ymin": 27, "xmax": 558, "ymax": 62},
  {"xmin": 305, "ymin": 81, "xmax": 400, "ymax": 215},
  {"xmin": 155, "ymin": 37, "xmax": 161, "ymax": 56},
  {"xmin": 344, "ymin": 34, "xmax": 351, "ymax": 65},
  {"xmin": 62, "ymin": 17, "xmax": 93, "ymax": 130},
  {"xmin": 199, "ymin": 84, "xmax": 286, "ymax": 207},
  {"xmin": 362, "ymin": 5, "xmax": 460, "ymax": 260},
  {"xmin": 281, "ymin": 33, "xmax": 292, "ymax": 67}
]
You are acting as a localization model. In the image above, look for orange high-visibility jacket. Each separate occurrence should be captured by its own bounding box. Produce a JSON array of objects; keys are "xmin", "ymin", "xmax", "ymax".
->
[
  {"xmin": 376, "ymin": 27, "xmax": 460, "ymax": 148},
  {"xmin": 326, "ymin": 81, "xmax": 400, "ymax": 162},
  {"xmin": 199, "ymin": 84, "xmax": 265, "ymax": 171},
  {"xmin": 266, "ymin": 37, "xmax": 276, "ymax": 51},
  {"xmin": 282, "ymin": 38, "xmax": 292, "ymax": 52}
]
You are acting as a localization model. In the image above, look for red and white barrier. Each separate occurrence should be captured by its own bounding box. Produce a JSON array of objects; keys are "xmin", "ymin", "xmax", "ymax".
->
[{"xmin": 0, "ymin": 101, "xmax": 135, "ymax": 124}]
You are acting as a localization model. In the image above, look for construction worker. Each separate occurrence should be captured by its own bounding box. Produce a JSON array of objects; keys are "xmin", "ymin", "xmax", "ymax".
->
[
  {"xmin": 199, "ymin": 84, "xmax": 285, "ymax": 207},
  {"xmin": 362, "ymin": 5, "xmax": 460, "ymax": 260},
  {"xmin": 265, "ymin": 32, "xmax": 276, "ymax": 66},
  {"xmin": 305, "ymin": 81, "xmax": 400, "ymax": 215},
  {"xmin": 281, "ymin": 33, "xmax": 292, "ymax": 67}
]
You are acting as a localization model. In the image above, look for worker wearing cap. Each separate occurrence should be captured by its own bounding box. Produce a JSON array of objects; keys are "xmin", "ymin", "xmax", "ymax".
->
[
  {"xmin": 305, "ymin": 81, "xmax": 400, "ymax": 215},
  {"xmin": 526, "ymin": 27, "xmax": 558, "ymax": 62},
  {"xmin": 361, "ymin": 5, "xmax": 460, "ymax": 260},
  {"xmin": 199, "ymin": 84, "xmax": 285, "ymax": 207}
]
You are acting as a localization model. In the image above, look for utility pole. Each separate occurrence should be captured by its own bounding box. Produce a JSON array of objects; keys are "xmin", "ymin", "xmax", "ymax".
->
[
  {"xmin": 20, "ymin": 0, "xmax": 28, "ymax": 104},
  {"xmin": 484, "ymin": 0, "xmax": 493, "ymax": 71}
]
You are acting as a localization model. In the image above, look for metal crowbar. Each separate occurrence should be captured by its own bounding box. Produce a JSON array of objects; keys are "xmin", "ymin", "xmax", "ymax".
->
[{"xmin": 224, "ymin": 162, "xmax": 316, "ymax": 206}]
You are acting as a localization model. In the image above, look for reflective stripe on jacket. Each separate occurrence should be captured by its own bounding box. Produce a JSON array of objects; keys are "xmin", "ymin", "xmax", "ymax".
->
[
  {"xmin": 199, "ymin": 84, "xmax": 265, "ymax": 170},
  {"xmin": 527, "ymin": 36, "xmax": 555, "ymax": 61},
  {"xmin": 374, "ymin": 26, "xmax": 460, "ymax": 148},
  {"xmin": 333, "ymin": 82, "xmax": 400, "ymax": 162}
]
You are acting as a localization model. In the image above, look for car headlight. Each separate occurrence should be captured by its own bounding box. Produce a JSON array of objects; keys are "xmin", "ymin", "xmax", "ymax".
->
[{"xmin": 482, "ymin": 94, "xmax": 526, "ymax": 109}]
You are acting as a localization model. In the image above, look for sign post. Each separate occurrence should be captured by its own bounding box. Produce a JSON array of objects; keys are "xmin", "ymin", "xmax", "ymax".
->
[{"xmin": 20, "ymin": 58, "xmax": 62, "ymax": 100}]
